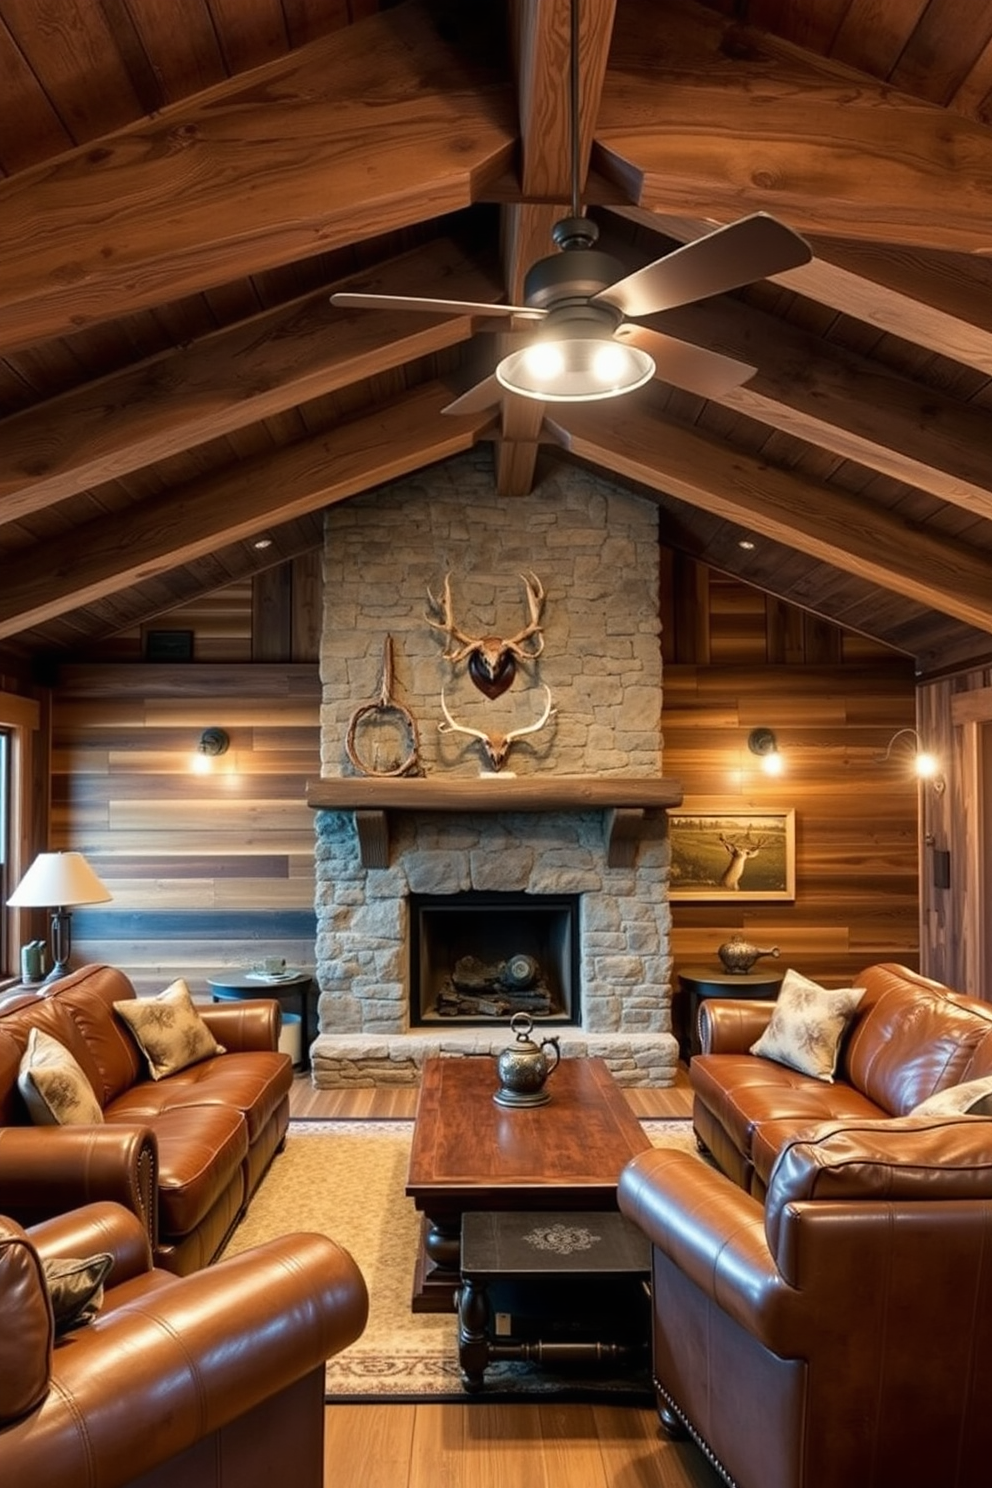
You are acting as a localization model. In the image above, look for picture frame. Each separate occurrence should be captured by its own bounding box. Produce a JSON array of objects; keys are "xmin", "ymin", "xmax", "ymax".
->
[{"xmin": 667, "ymin": 809, "xmax": 796, "ymax": 902}]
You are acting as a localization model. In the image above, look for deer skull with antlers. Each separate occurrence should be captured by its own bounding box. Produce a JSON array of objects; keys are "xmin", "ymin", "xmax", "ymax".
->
[
  {"xmin": 425, "ymin": 572, "xmax": 545, "ymax": 698},
  {"xmin": 439, "ymin": 685, "xmax": 556, "ymax": 772}
]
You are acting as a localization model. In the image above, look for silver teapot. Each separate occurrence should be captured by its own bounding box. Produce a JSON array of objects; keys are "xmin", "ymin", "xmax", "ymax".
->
[
  {"xmin": 494, "ymin": 1012, "xmax": 560, "ymax": 1108},
  {"xmin": 717, "ymin": 934, "xmax": 780, "ymax": 974}
]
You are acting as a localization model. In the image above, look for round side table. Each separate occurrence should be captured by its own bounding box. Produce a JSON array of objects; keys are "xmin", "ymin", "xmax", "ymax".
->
[
  {"xmin": 677, "ymin": 966, "xmax": 784, "ymax": 1060},
  {"xmin": 206, "ymin": 971, "xmax": 315, "ymax": 1070}
]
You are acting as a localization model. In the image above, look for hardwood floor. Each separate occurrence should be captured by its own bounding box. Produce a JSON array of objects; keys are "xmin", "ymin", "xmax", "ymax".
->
[
  {"xmin": 296, "ymin": 1066, "xmax": 717, "ymax": 1487},
  {"xmin": 289, "ymin": 1063, "xmax": 695, "ymax": 1120}
]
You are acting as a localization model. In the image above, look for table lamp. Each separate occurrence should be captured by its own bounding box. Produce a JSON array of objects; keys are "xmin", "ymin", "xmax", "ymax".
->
[{"xmin": 7, "ymin": 851, "xmax": 112, "ymax": 982}]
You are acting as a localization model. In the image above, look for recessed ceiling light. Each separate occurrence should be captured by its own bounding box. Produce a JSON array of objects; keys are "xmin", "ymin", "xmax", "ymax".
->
[
  {"xmin": 738, "ymin": 539, "xmax": 756, "ymax": 550},
  {"xmin": 253, "ymin": 537, "xmax": 272, "ymax": 550}
]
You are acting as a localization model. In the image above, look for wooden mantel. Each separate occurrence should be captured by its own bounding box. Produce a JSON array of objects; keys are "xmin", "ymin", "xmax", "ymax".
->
[{"xmin": 305, "ymin": 775, "xmax": 684, "ymax": 868}]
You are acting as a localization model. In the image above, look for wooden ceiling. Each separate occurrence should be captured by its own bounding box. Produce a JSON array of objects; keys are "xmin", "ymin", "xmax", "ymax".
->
[{"xmin": 4, "ymin": 0, "xmax": 992, "ymax": 675}]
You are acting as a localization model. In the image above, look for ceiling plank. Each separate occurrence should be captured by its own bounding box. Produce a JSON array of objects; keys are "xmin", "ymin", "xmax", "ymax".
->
[
  {"xmin": 0, "ymin": 2, "xmax": 516, "ymax": 352},
  {"xmin": 0, "ymin": 382, "xmax": 489, "ymax": 638},
  {"xmin": 0, "ymin": 236, "xmax": 503, "ymax": 514},
  {"xmin": 548, "ymin": 397, "xmax": 992, "ymax": 633},
  {"xmin": 595, "ymin": 0, "xmax": 992, "ymax": 251}
]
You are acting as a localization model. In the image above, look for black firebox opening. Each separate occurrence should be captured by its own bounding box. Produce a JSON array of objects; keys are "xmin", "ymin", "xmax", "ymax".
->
[{"xmin": 410, "ymin": 891, "xmax": 580, "ymax": 1026}]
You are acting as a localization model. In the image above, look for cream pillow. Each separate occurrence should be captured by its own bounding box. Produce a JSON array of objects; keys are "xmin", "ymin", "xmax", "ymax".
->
[
  {"xmin": 750, "ymin": 969, "xmax": 865, "ymax": 1083},
  {"xmin": 911, "ymin": 1074, "xmax": 992, "ymax": 1117},
  {"xmin": 18, "ymin": 1027, "xmax": 105, "ymax": 1125},
  {"xmin": 114, "ymin": 978, "xmax": 225, "ymax": 1081}
]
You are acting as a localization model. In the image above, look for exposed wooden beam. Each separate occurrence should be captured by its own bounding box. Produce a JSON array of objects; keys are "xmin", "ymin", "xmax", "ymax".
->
[
  {"xmin": 548, "ymin": 397, "xmax": 992, "ymax": 634},
  {"xmin": 0, "ymin": 237, "xmax": 503, "ymax": 515},
  {"xmin": 0, "ymin": 384, "xmax": 489, "ymax": 638},
  {"xmin": 652, "ymin": 296, "xmax": 992, "ymax": 520},
  {"xmin": 596, "ymin": 0, "xmax": 992, "ymax": 252},
  {"xmin": 614, "ymin": 207, "xmax": 992, "ymax": 377},
  {"xmin": 510, "ymin": 0, "xmax": 615, "ymax": 201},
  {"xmin": 0, "ymin": 2, "xmax": 516, "ymax": 352}
]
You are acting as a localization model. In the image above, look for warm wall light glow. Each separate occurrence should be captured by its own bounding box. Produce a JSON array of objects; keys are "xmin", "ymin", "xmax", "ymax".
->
[
  {"xmin": 914, "ymin": 750, "xmax": 939, "ymax": 780},
  {"xmin": 761, "ymin": 750, "xmax": 785, "ymax": 777}
]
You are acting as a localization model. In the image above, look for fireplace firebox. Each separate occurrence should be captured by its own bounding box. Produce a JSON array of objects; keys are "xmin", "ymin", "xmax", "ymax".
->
[{"xmin": 410, "ymin": 892, "xmax": 580, "ymax": 1026}]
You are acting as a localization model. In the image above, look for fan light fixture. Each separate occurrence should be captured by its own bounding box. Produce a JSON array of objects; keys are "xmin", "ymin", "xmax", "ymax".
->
[{"xmin": 496, "ymin": 310, "xmax": 655, "ymax": 402}]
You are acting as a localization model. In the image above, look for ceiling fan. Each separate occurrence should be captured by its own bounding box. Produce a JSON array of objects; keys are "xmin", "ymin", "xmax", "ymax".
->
[{"xmin": 330, "ymin": 2, "xmax": 812, "ymax": 412}]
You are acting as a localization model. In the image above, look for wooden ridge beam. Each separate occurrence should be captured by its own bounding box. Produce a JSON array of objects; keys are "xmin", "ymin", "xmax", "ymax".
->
[
  {"xmin": 511, "ymin": 0, "xmax": 616, "ymax": 200},
  {"xmin": 0, "ymin": 2, "xmax": 516, "ymax": 352},
  {"xmin": 596, "ymin": 0, "xmax": 992, "ymax": 252},
  {"xmin": 549, "ymin": 397, "xmax": 992, "ymax": 634},
  {"xmin": 0, "ymin": 383, "xmax": 489, "ymax": 639},
  {"xmin": 0, "ymin": 236, "xmax": 503, "ymax": 516}
]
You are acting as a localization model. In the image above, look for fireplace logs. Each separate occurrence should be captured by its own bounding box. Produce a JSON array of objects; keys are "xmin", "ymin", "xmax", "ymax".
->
[{"xmin": 437, "ymin": 954, "xmax": 554, "ymax": 1018}]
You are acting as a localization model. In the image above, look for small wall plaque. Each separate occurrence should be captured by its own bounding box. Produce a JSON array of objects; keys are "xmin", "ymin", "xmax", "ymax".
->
[{"xmin": 145, "ymin": 629, "xmax": 194, "ymax": 661}]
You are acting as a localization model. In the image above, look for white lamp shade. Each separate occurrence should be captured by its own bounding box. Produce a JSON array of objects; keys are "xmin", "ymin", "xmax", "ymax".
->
[{"xmin": 7, "ymin": 851, "xmax": 113, "ymax": 909}]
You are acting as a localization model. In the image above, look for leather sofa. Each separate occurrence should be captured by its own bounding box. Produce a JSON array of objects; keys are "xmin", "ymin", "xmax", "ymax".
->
[
  {"xmin": 0, "ymin": 963, "xmax": 293, "ymax": 1274},
  {"xmin": 690, "ymin": 962, "xmax": 992, "ymax": 1196},
  {"xmin": 0, "ymin": 1199, "xmax": 368, "ymax": 1488},
  {"xmin": 618, "ymin": 1115, "xmax": 992, "ymax": 1488}
]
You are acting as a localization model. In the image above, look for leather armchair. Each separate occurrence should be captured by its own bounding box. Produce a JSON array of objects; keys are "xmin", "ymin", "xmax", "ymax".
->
[
  {"xmin": 0, "ymin": 1201, "xmax": 368, "ymax": 1488},
  {"xmin": 619, "ymin": 1116, "xmax": 992, "ymax": 1488}
]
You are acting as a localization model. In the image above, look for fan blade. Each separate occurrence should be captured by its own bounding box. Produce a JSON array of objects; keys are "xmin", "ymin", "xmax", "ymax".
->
[
  {"xmin": 596, "ymin": 214, "xmax": 812, "ymax": 320},
  {"xmin": 330, "ymin": 291, "xmax": 545, "ymax": 320},
  {"xmin": 441, "ymin": 375, "xmax": 503, "ymax": 415},
  {"xmin": 617, "ymin": 325, "xmax": 756, "ymax": 399}
]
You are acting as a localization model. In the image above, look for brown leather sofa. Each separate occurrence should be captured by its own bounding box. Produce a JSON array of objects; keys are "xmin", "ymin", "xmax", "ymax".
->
[
  {"xmin": 0, "ymin": 1199, "xmax": 368, "ymax": 1488},
  {"xmin": 0, "ymin": 963, "xmax": 293, "ymax": 1274},
  {"xmin": 619, "ymin": 1116, "xmax": 992, "ymax": 1488},
  {"xmin": 690, "ymin": 962, "xmax": 992, "ymax": 1195}
]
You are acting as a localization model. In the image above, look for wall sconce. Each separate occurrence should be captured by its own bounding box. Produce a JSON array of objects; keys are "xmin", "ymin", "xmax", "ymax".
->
[
  {"xmin": 192, "ymin": 727, "xmax": 230, "ymax": 774},
  {"xmin": 879, "ymin": 728, "xmax": 945, "ymax": 793},
  {"xmin": 6, "ymin": 850, "xmax": 113, "ymax": 982},
  {"xmin": 748, "ymin": 727, "xmax": 784, "ymax": 777}
]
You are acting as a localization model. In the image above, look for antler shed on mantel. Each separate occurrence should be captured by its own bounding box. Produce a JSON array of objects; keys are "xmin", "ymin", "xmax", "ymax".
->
[{"xmin": 438, "ymin": 684, "xmax": 556, "ymax": 773}]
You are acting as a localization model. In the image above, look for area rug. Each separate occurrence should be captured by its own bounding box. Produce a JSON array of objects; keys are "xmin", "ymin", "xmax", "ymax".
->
[{"xmin": 223, "ymin": 1117, "xmax": 697, "ymax": 1403}]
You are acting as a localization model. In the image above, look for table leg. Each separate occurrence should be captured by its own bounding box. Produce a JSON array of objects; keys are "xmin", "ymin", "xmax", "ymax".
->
[
  {"xmin": 456, "ymin": 1278, "xmax": 490, "ymax": 1392},
  {"xmin": 411, "ymin": 1214, "xmax": 463, "ymax": 1313}
]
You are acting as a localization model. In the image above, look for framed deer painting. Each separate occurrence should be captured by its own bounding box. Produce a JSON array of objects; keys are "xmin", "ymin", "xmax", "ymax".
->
[{"xmin": 667, "ymin": 810, "xmax": 796, "ymax": 902}]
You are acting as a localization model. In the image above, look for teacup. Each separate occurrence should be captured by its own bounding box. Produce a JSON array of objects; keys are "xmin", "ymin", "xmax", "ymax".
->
[{"xmin": 261, "ymin": 956, "xmax": 286, "ymax": 976}]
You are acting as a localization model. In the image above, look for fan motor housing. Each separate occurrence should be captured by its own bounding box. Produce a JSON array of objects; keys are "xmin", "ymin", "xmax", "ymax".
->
[{"xmin": 523, "ymin": 248, "xmax": 627, "ymax": 313}]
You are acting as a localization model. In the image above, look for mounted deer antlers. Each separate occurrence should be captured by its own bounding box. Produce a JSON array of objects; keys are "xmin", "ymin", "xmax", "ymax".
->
[
  {"xmin": 425, "ymin": 572, "xmax": 545, "ymax": 698},
  {"xmin": 718, "ymin": 832, "xmax": 770, "ymax": 891},
  {"xmin": 439, "ymin": 685, "xmax": 556, "ymax": 773}
]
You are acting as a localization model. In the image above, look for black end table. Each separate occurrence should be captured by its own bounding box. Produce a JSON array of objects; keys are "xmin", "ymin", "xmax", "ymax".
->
[
  {"xmin": 677, "ymin": 965, "xmax": 784, "ymax": 1059},
  {"xmin": 456, "ymin": 1209, "xmax": 651, "ymax": 1393},
  {"xmin": 206, "ymin": 970, "xmax": 315, "ymax": 1070}
]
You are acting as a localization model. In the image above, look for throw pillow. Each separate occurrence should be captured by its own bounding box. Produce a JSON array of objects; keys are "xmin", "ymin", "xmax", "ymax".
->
[
  {"xmin": 911, "ymin": 1074, "xmax": 992, "ymax": 1117},
  {"xmin": 114, "ymin": 978, "xmax": 225, "ymax": 1080},
  {"xmin": 43, "ymin": 1253, "xmax": 113, "ymax": 1334},
  {"xmin": 750, "ymin": 968, "xmax": 866, "ymax": 1083},
  {"xmin": 17, "ymin": 1027, "xmax": 105, "ymax": 1125}
]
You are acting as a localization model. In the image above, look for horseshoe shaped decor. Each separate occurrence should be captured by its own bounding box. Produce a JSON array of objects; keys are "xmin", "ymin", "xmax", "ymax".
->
[{"xmin": 345, "ymin": 635, "xmax": 421, "ymax": 777}]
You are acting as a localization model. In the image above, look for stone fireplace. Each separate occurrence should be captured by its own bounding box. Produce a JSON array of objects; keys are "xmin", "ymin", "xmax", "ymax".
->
[{"xmin": 308, "ymin": 449, "xmax": 681, "ymax": 1087}]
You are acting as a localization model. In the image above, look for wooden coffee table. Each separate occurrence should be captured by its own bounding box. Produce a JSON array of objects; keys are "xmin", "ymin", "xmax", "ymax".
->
[{"xmin": 405, "ymin": 1054, "xmax": 652, "ymax": 1312}]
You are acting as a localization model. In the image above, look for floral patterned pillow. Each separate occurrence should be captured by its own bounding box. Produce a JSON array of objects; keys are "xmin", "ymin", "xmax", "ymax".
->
[
  {"xmin": 750, "ymin": 968, "xmax": 865, "ymax": 1083},
  {"xmin": 912, "ymin": 1074, "xmax": 992, "ymax": 1117},
  {"xmin": 18, "ymin": 1027, "xmax": 105, "ymax": 1124},
  {"xmin": 114, "ymin": 978, "xmax": 225, "ymax": 1080}
]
